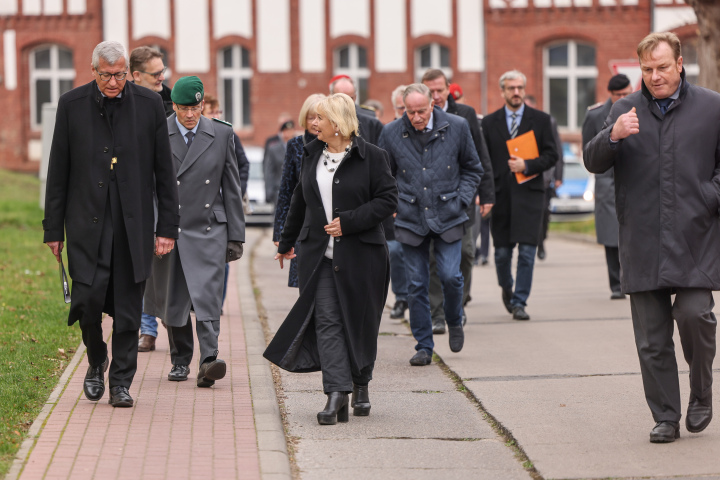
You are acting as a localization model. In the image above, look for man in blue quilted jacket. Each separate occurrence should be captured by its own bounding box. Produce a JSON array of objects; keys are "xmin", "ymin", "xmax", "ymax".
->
[{"xmin": 378, "ymin": 83, "xmax": 483, "ymax": 366}]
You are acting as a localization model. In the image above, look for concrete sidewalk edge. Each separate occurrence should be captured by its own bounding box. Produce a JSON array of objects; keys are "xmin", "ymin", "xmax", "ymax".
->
[
  {"xmin": 238, "ymin": 231, "xmax": 292, "ymax": 480},
  {"xmin": 5, "ymin": 338, "xmax": 87, "ymax": 480}
]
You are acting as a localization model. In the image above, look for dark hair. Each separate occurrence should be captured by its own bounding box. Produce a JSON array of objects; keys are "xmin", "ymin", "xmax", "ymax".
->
[
  {"xmin": 421, "ymin": 68, "xmax": 448, "ymax": 86},
  {"xmin": 129, "ymin": 46, "xmax": 164, "ymax": 73}
]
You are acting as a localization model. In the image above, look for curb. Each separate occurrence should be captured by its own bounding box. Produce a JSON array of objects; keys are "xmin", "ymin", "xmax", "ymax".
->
[
  {"xmin": 5, "ymin": 339, "xmax": 87, "ymax": 480},
  {"xmin": 238, "ymin": 231, "xmax": 292, "ymax": 480}
]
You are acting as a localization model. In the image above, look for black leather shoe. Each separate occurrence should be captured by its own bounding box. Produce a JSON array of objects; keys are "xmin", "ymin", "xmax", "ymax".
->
[
  {"xmin": 389, "ymin": 300, "xmax": 408, "ymax": 319},
  {"xmin": 108, "ymin": 386, "xmax": 134, "ymax": 408},
  {"xmin": 502, "ymin": 289, "xmax": 513, "ymax": 313},
  {"xmin": 537, "ymin": 245, "xmax": 546, "ymax": 260},
  {"xmin": 686, "ymin": 394, "xmax": 712, "ymax": 433},
  {"xmin": 409, "ymin": 350, "xmax": 432, "ymax": 366},
  {"xmin": 610, "ymin": 291, "xmax": 626, "ymax": 300},
  {"xmin": 512, "ymin": 306, "xmax": 530, "ymax": 321},
  {"xmin": 352, "ymin": 384, "xmax": 371, "ymax": 416},
  {"xmin": 168, "ymin": 365, "xmax": 190, "ymax": 382},
  {"xmin": 317, "ymin": 392, "xmax": 349, "ymax": 425},
  {"xmin": 650, "ymin": 421, "xmax": 680, "ymax": 443},
  {"xmin": 432, "ymin": 318, "xmax": 446, "ymax": 334},
  {"xmin": 197, "ymin": 358, "xmax": 227, "ymax": 388},
  {"xmin": 84, "ymin": 356, "xmax": 108, "ymax": 401},
  {"xmin": 448, "ymin": 325, "xmax": 464, "ymax": 353}
]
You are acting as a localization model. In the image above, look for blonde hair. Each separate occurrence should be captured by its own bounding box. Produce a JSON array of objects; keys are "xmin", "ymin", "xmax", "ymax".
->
[
  {"xmin": 316, "ymin": 93, "xmax": 359, "ymax": 138},
  {"xmin": 298, "ymin": 93, "xmax": 325, "ymax": 129},
  {"xmin": 637, "ymin": 32, "xmax": 681, "ymax": 62}
]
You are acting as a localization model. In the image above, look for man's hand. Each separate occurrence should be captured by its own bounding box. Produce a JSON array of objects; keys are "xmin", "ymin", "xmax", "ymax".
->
[
  {"xmin": 226, "ymin": 241, "xmax": 244, "ymax": 262},
  {"xmin": 275, "ymin": 247, "xmax": 296, "ymax": 269},
  {"xmin": 610, "ymin": 107, "xmax": 639, "ymax": 141},
  {"xmin": 155, "ymin": 237, "xmax": 175, "ymax": 257},
  {"xmin": 508, "ymin": 155, "xmax": 526, "ymax": 173},
  {"xmin": 324, "ymin": 217, "xmax": 343, "ymax": 237},
  {"xmin": 46, "ymin": 241, "xmax": 63, "ymax": 263},
  {"xmin": 554, "ymin": 180, "xmax": 562, "ymax": 189},
  {"xmin": 480, "ymin": 204, "xmax": 493, "ymax": 217}
]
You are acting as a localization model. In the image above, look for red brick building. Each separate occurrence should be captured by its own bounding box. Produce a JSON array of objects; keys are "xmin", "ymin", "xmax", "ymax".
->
[{"xmin": 0, "ymin": 0, "xmax": 698, "ymax": 171}]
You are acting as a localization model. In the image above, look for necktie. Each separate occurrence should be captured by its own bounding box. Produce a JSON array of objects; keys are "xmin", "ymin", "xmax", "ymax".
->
[
  {"xmin": 510, "ymin": 113, "xmax": 518, "ymax": 139},
  {"xmin": 656, "ymin": 98, "xmax": 672, "ymax": 115},
  {"xmin": 185, "ymin": 131, "xmax": 195, "ymax": 148}
]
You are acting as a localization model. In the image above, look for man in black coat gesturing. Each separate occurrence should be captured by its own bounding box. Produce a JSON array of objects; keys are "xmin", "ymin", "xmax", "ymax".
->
[
  {"xmin": 585, "ymin": 32, "xmax": 720, "ymax": 443},
  {"xmin": 481, "ymin": 70, "xmax": 558, "ymax": 321},
  {"xmin": 43, "ymin": 41, "xmax": 179, "ymax": 408}
]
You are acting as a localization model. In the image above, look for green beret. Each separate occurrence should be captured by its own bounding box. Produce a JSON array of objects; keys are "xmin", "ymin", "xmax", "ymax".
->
[{"xmin": 171, "ymin": 76, "xmax": 204, "ymax": 106}]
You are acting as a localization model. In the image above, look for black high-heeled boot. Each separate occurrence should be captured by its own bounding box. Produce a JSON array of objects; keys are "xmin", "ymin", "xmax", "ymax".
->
[
  {"xmin": 352, "ymin": 384, "xmax": 371, "ymax": 416},
  {"xmin": 317, "ymin": 392, "xmax": 349, "ymax": 425}
]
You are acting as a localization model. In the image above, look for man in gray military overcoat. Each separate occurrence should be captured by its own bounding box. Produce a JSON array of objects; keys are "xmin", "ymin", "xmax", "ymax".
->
[{"xmin": 144, "ymin": 76, "xmax": 245, "ymax": 387}]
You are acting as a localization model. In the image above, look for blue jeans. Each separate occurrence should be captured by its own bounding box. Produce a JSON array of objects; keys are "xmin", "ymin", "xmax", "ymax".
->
[
  {"xmin": 403, "ymin": 236, "xmax": 463, "ymax": 353},
  {"xmin": 387, "ymin": 240, "xmax": 408, "ymax": 302},
  {"xmin": 141, "ymin": 311, "xmax": 158, "ymax": 337},
  {"xmin": 495, "ymin": 243, "xmax": 536, "ymax": 308}
]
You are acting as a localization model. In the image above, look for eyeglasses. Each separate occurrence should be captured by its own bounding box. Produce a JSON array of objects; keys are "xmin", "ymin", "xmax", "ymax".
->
[
  {"xmin": 96, "ymin": 70, "xmax": 128, "ymax": 82},
  {"xmin": 176, "ymin": 105, "xmax": 203, "ymax": 113},
  {"xmin": 137, "ymin": 67, "xmax": 167, "ymax": 79}
]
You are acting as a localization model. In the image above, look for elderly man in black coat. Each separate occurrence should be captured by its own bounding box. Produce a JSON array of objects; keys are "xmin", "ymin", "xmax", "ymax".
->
[
  {"xmin": 43, "ymin": 41, "xmax": 179, "ymax": 408},
  {"xmin": 481, "ymin": 70, "xmax": 559, "ymax": 321},
  {"xmin": 585, "ymin": 32, "xmax": 720, "ymax": 443},
  {"xmin": 581, "ymin": 74, "xmax": 633, "ymax": 300},
  {"xmin": 422, "ymin": 69, "xmax": 495, "ymax": 333}
]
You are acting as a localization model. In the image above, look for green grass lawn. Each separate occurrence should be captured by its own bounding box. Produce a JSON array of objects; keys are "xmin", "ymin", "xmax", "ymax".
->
[
  {"xmin": 0, "ymin": 169, "xmax": 80, "ymax": 478},
  {"xmin": 549, "ymin": 217, "xmax": 596, "ymax": 236}
]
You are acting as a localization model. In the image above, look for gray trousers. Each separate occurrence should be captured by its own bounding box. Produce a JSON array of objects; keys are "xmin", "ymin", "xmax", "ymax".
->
[
  {"xmin": 314, "ymin": 258, "xmax": 372, "ymax": 393},
  {"xmin": 429, "ymin": 222, "xmax": 474, "ymax": 324},
  {"xmin": 630, "ymin": 288, "xmax": 716, "ymax": 423},
  {"xmin": 167, "ymin": 315, "xmax": 220, "ymax": 367}
]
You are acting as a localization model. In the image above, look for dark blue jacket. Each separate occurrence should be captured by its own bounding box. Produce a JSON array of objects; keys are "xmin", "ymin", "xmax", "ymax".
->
[{"xmin": 378, "ymin": 107, "xmax": 482, "ymax": 237}]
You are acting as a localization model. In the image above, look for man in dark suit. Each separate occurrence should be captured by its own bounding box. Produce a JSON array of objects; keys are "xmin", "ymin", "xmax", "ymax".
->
[
  {"xmin": 421, "ymin": 69, "xmax": 495, "ymax": 333},
  {"xmin": 43, "ymin": 41, "xmax": 179, "ymax": 407},
  {"xmin": 481, "ymin": 70, "xmax": 559, "ymax": 321},
  {"xmin": 581, "ymin": 74, "xmax": 633, "ymax": 300}
]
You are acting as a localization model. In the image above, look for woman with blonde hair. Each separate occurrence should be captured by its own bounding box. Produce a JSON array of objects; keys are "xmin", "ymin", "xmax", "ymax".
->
[
  {"xmin": 264, "ymin": 93, "xmax": 397, "ymax": 425},
  {"xmin": 273, "ymin": 93, "xmax": 325, "ymax": 287}
]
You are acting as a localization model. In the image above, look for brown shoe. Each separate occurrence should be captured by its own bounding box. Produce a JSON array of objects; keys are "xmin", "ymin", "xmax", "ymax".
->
[{"xmin": 138, "ymin": 334, "xmax": 156, "ymax": 352}]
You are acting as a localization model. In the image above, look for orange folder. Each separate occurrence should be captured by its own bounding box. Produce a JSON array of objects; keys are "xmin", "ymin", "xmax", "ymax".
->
[{"xmin": 506, "ymin": 130, "xmax": 539, "ymax": 184}]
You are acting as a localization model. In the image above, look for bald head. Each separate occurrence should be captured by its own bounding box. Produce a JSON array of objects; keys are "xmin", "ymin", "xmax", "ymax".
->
[{"xmin": 332, "ymin": 78, "xmax": 356, "ymax": 101}]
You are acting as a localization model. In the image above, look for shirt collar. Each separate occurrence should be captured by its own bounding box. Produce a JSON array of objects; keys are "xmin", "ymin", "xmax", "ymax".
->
[
  {"xmin": 97, "ymin": 84, "xmax": 122, "ymax": 99},
  {"xmin": 505, "ymin": 104, "xmax": 524, "ymax": 119},
  {"xmin": 653, "ymin": 79, "xmax": 683, "ymax": 102},
  {"xmin": 175, "ymin": 116, "xmax": 200, "ymax": 138},
  {"xmin": 441, "ymin": 100, "xmax": 448, "ymax": 112}
]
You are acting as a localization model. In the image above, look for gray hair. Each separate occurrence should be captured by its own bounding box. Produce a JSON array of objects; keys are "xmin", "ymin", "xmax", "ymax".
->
[
  {"xmin": 499, "ymin": 70, "xmax": 526, "ymax": 90},
  {"xmin": 391, "ymin": 84, "xmax": 407, "ymax": 106},
  {"xmin": 402, "ymin": 83, "xmax": 432, "ymax": 104},
  {"xmin": 92, "ymin": 41, "xmax": 128, "ymax": 69}
]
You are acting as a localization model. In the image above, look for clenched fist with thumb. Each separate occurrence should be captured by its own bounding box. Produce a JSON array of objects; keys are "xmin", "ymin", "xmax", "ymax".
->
[{"xmin": 610, "ymin": 107, "xmax": 639, "ymax": 141}]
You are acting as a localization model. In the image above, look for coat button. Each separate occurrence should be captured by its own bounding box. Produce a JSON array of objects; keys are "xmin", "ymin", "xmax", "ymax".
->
[
  {"xmin": 103, "ymin": 147, "xmax": 109, "ymax": 153},
  {"xmin": 334, "ymin": 178, "xmax": 339, "ymax": 184},
  {"xmin": 179, "ymin": 204, "xmax": 181, "ymax": 209},
  {"xmin": 206, "ymin": 227, "xmax": 211, "ymax": 231},
  {"xmin": 205, "ymin": 180, "xmax": 210, "ymax": 184},
  {"xmin": 442, "ymin": 196, "xmax": 446, "ymax": 200},
  {"xmin": 423, "ymin": 167, "xmax": 426, "ymax": 171},
  {"xmin": 334, "ymin": 208, "xmax": 339, "ymax": 213},
  {"xmin": 98, "ymin": 182, "xmax": 104, "ymax": 188},
  {"xmin": 425, "ymin": 207, "xmax": 428, "ymax": 210},
  {"xmin": 205, "ymin": 204, "xmax": 210, "ymax": 208},
  {"xmin": 178, "ymin": 228, "xmax": 182, "ymax": 232},
  {"xmin": 177, "ymin": 180, "xmax": 181, "ymax": 186},
  {"xmin": 335, "ymin": 237, "xmax": 340, "ymax": 242},
  {"xmin": 334, "ymin": 265, "xmax": 340, "ymax": 272},
  {"xmin": 448, "ymin": 165, "xmax": 451, "ymax": 169},
  {"xmin": 92, "ymin": 217, "xmax": 98, "ymax": 223},
  {"xmin": 424, "ymin": 187, "xmax": 427, "ymax": 190}
]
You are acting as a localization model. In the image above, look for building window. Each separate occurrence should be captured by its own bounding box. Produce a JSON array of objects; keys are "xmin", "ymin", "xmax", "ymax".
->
[
  {"xmin": 415, "ymin": 43, "xmax": 452, "ymax": 82},
  {"xmin": 682, "ymin": 37, "xmax": 699, "ymax": 85},
  {"xmin": 334, "ymin": 44, "xmax": 369, "ymax": 104},
  {"xmin": 543, "ymin": 41, "xmax": 598, "ymax": 130},
  {"xmin": 218, "ymin": 45, "xmax": 252, "ymax": 128},
  {"xmin": 30, "ymin": 45, "xmax": 75, "ymax": 129}
]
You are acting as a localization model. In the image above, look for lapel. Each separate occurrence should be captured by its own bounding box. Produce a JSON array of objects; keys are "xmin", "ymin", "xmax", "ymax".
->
[
  {"xmin": 493, "ymin": 109, "xmax": 511, "ymax": 143},
  {"xmin": 168, "ymin": 115, "xmax": 188, "ymax": 169},
  {"xmin": 517, "ymin": 106, "xmax": 533, "ymax": 137},
  {"xmin": 177, "ymin": 116, "xmax": 214, "ymax": 177}
]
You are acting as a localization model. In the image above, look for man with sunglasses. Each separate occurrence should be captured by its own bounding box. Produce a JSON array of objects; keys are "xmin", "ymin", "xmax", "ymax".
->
[
  {"xmin": 43, "ymin": 41, "xmax": 179, "ymax": 408},
  {"xmin": 130, "ymin": 46, "xmax": 173, "ymax": 117}
]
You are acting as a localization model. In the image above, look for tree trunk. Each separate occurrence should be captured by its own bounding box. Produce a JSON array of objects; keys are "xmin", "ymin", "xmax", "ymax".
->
[{"xmin": 686, "ymin": 0, "xmax": 720, "ymax": 92}]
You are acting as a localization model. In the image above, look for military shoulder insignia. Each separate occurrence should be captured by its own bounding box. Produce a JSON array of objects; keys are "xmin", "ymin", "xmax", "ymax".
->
[
  {"xmin": 587, "ymin": 102, "xmax": 604, "ymax": 111},
  {"xmin": 359, "ymin": 104, "xmax": 376, "ymax": 112},
  {"xmin": 212, "ymin": 118, "xmax": 232, "ymax": 127}
]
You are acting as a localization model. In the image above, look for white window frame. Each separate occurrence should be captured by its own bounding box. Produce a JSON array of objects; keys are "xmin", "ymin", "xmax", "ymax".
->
[
  {"xmin": 217, "ymin": 45, "xmax": 253, "ymax": 128},
  {"xmin": 415, "ymin": 43, "xmax": 452, "ymax": 82},
  {"xmin": 333, "ymin": 44, "xmax": 370, "ymax": 102},
  {"xmin": 29, "ymin": 44, "xmax": 75, "ymax": 129},
  {"xmin": 543, "ymin": 40, "xmax": 598, "ymax": 131}
]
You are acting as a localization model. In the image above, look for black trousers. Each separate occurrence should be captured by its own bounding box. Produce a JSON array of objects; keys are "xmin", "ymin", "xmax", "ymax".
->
[
  {"xmin": 167, "ymin": 316, "xmax": 220, "ymax": 367},
  {"xmin": 604, "ymin": 246, "xmax": 622, "ymax": 294},
  {"xmin": 630, "ymin": 288, "xmax": 717, "ymax": 423},
  {"xmin": 314, "ymin": 258, "xmax": 372, "ymax": 393},
  {"xmin": 71, "ymin": 172, "xmax": 143, "ymax": 387}
]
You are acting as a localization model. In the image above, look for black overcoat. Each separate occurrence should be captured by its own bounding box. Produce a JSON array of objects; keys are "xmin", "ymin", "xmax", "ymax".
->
[
  {"xmin": 481, "ymin": 106, "xmax": 559, "ymax": 246},
  {"xmin": 263, "ymin": 136, "xmax": 398, "ymax": 374},
  {"xmin": 584, "ymin": 71, "xmax": 720, "ymax": 293},
  {"xmin": 43, "ymin": 80, "xmax": 179, "ymax": 286}
]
